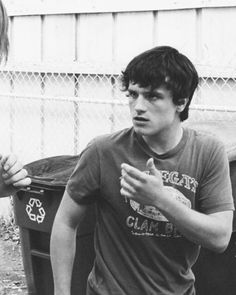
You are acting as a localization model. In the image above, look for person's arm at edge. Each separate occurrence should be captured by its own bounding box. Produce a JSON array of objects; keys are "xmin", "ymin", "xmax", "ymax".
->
[{"xmin": 50, "ymin": 190, "xmax": 88, "ymax": 295}]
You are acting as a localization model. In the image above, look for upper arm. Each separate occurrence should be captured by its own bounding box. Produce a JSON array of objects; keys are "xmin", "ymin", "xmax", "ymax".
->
[
  {"xmin": 198, "ymin": 140, "xmax": 234, "ymax": 214},
  {"xmin": 54, "ymin": 190, "xmax": 89, "ymax": 229},
  {"xmin": 66, "ymin": 139, "xmax": 100, "ymax": 204}
]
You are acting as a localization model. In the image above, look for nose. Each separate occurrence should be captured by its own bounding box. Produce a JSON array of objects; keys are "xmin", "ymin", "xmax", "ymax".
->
[{"xmin": 134, "ymin": 95, "xmax": 147, "ymax": 113}]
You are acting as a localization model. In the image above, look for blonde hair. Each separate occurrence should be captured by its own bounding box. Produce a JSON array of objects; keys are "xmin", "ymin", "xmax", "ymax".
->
[{"xmin": 0, "ymin": 0, "xmax": 9, "ymax": 63}]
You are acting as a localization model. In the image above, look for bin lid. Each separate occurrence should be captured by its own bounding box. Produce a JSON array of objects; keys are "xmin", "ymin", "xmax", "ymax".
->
[
  {"xmin": 24, "ymin": 155, "xmax": 79, "ymax": 190},
  {"xmin": 184, "ymin": 120, "xmax": 236, "ymax": 162}
]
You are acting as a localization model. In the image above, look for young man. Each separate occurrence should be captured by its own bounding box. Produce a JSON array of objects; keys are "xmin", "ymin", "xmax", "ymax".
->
[
  {"xmin": 0, "ymin": 0, "xmax": 31, "ymax": 196},
  {"xmin": 50, "ymin": 46, "xmax": 234, "ymax": 295}
]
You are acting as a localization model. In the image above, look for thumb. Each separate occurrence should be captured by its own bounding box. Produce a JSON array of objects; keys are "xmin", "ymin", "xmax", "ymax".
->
[{"xmin": 146, "ymin": 158, "xmax": 158, "ymax": 176}]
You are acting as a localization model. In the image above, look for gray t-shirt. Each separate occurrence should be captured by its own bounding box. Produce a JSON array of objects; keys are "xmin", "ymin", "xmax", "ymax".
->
[{"xmin": 66, "ymin": 127, "xmax": 234, "ymax": 295}]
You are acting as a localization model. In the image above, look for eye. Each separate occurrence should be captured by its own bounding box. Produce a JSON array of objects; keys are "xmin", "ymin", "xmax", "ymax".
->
[
  {"xmin": 145, "ymin": 94, "xmax": 158, "ymax": 102},
  {"xmin": 126, "ymin": 90, "xmax": 137, "ymax": 99},
  {"xmin": 145, "ymin": 93, "xmax": 163, "ymax": 102}
]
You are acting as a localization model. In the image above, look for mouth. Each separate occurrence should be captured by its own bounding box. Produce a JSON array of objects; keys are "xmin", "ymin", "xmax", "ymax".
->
[
  {"xmin": 133, "ymin": 116, "xmax": 149, "ymax": 126},
  {"xmin": 133, "ymin": 116, "xmax": 149, "ymax": 123}
]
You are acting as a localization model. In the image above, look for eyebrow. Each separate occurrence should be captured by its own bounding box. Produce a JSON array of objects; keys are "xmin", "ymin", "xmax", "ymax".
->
[
  {"xmin": 127, "ymin": 87, "xmax": 164, "ymax": 97},
  {"xmin": 145, "ymin": 90, "xmax": 164, "ymax": 97},
  {"xmin": 150, "ymin": 89, "xmax": 162, "ymax": 94}
]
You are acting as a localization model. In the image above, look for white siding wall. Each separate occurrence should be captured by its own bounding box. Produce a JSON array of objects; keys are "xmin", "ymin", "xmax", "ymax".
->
[{"xmin": 3, "ymin": 1, "xmax": 236, "ymax": 72}]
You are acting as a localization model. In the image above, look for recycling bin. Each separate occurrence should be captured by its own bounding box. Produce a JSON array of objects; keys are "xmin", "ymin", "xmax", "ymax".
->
[{"xmin": 13, "ymin": 155, "xmax": 96, "ymax": 295}]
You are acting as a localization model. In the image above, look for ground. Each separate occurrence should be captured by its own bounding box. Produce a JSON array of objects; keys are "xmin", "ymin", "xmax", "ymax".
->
[{"xmin": 0, "ymin": 220, "xmax": 27, "ymax": 295}]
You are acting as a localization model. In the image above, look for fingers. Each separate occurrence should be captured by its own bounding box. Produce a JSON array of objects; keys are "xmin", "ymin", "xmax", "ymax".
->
[
  {"xmin": 1, "ymin": 154, "xmax": 32, "ymax": 188},
  {"xmin": 120, "ymin": 163, "xmax": 146, "ymax": 198},
  {"xmin": 121, "ymin": 163, "xmax": 146, "ymax": 182},
  {"xmin": 1, "ymin": 154, "xmax": 18, "ymax": 172},
  {"xmin": 3, "ymin": 168, "xmax": 29, "ymax": 186},
  {"xmin": 120, "ymin": 160, "xmax": 162, "ymax": 200},
  {"xmin": 1, "ymin": 154, "xmax": 23, "ymax": 179},
  {"xmin": 120, "ymin": 175, "xmax": 137, "ymax": 196},
  {"xmin": 11, "ymin": 175, "xmax": 32, "ymax": 187},
  {"xmin": 3, "ymin": 161, "xmax": 23, "ymax": 177}
]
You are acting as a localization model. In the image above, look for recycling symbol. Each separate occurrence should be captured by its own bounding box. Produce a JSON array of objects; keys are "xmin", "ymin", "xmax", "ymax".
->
[{"xmin": 26, "ymin": 198, "xmax": 46, "ymax": 224}]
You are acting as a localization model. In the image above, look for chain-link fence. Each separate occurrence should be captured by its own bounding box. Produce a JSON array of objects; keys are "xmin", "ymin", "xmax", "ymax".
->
[{"xmin": 0, "ymin": 64, "xmax": 236, "ymax": 164}]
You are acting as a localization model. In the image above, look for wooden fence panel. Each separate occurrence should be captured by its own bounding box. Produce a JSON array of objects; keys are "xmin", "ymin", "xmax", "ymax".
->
[
  {"xmin": 157, "ymin": 9, "xmax": 197, "ymax": 61},
  {"xmin": 43, "ymin": 14, "xmax": 75, "ymax": 62},
  {"xmin": 115, "ymin": 12, "xmax": 154, "ymax": 63},
  {"xmin": 78, "ymin": 13, "xmax": 113, "ymax": 63},
  {"xmin": 201, "ymin": 7, "xmax": 236, "ymax": 69},
  {"xmin": 10, "ymin": 16, "xmax": 41, "ymax": 63}
]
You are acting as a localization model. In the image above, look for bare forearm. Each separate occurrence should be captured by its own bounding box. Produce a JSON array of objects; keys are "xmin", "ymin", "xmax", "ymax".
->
[
  {"xmin": 50, "ymin": 222, "xmax": 77, "ymax": 295},
  {"xmin": 156, "ymin": 190, "xmax": 232, "ymax": 252}
]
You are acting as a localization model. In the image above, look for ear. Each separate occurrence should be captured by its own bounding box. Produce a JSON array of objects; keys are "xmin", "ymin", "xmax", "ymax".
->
[{"xmin": 176, "ymin": 98, "xmax": 189, "ymax": 113}]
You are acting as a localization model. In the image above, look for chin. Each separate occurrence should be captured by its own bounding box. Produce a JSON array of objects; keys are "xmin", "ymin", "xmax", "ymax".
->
[{"xmin": 133, "ymin": 127, "xmax": 150, "ymax": 136}]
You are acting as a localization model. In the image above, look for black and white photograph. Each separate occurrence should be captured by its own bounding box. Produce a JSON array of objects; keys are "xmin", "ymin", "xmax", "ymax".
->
[{"xmin": 0, "ymin": 0, "xmax": 235, "ymax": 294}]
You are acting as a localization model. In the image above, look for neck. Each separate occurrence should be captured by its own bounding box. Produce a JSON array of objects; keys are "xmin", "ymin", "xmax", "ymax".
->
[{"xmin": 142, "ymin": 125, "xmax": 183, "ymax": 155}]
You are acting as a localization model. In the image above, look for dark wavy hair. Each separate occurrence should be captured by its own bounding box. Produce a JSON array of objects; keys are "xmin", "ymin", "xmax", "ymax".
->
[
  {"xmin": 0, "ymin": 0, "xmax": 9, "ymax": 63},
  {"xmin": 120, "ymin": 46, "xmax": 199, "ymax": 121}
]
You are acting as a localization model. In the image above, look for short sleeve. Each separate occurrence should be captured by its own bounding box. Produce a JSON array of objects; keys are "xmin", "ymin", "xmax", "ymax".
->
[
  {"xmin": 197, "ymin": 140, "xmax": 234, "ymax": 214},
  {"xmin": 66, "ymin": 139, "xmax": 100, "ymax": 204}
]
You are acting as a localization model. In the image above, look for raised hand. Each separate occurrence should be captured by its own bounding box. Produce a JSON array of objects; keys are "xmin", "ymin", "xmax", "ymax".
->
[{"xmin": 120, "ymin": 158, "xmax": 165, "ymax": 206}]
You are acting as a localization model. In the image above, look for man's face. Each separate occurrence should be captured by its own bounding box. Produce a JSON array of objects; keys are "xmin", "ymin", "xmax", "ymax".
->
[{"xmin": 127, "ymin": 82, "xmax": 181, "ymax": 139}]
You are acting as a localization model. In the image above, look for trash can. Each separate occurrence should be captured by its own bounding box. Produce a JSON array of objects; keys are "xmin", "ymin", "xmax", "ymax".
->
[
  {"xmin": 13, "ymin": 155, "xmax": 96, "ymax": 295},
  {"xmin": 186, "ymin": 121, "xmax": 236, "ymax": 295}
]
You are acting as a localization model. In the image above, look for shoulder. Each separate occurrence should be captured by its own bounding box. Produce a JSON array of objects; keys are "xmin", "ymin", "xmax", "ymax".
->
[
  {"xmin": 185, "ymin": 127, "xmax": 227, "ymax": 163},
  {"xmin": 186, "ymin": 127, "xmax": 225, "ymax": 150},
  {"xmin": 91, "ymin": 127, "xmax": 133, "ymax": 150}
]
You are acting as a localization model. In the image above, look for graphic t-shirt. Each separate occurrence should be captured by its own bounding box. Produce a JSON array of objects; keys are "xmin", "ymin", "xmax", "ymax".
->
[{"xmin": 66, "ymin": 127, "xmax": 234, "ymax": 295}]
